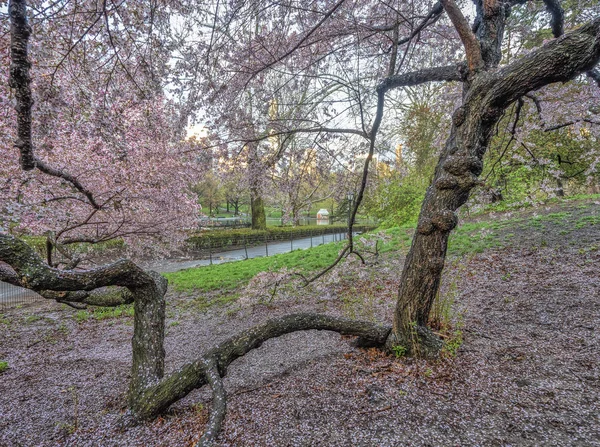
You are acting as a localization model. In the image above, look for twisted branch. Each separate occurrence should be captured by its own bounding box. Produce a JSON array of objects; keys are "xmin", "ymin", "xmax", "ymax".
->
[{"xmin": 197, "ymin": 358, "xmax": 227, "ymax": 447}]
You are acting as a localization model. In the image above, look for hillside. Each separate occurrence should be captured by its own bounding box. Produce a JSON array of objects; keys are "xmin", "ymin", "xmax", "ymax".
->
[{"xmin": 1, "ymin": 199, "xmax": 599, "ymax": 446}]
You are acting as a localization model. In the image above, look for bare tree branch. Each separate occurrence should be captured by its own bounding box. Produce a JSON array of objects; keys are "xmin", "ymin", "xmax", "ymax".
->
[
  {"xmin": 543, "ymin": 0, "xmax": 565, "ymax": 38},
  {"xmin": 248, "ymin": 0, "xmax": 346, "ymax": 80},
  {"xmin": 544, "ymin": 118, "xmax": 600, "ymax": 132},
  {"xmin": 35, "ymin": 159, "xmax": 101, "ymax": 209},
  {"xmin": 378, "ymin": 63, "xmax": 465, "ymax": 93},
  {"xmin": 440, "ymin": 0, "xmax": 484, "ymax": 71}
]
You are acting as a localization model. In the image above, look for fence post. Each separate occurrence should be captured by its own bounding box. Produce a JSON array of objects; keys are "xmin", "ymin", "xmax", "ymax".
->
[
  {"xmin": 310, "ymin": 228, "xmax": 313, "ymax": 248},
  {"xmin": 265, "ymin": 232, "xmax": 269, "ymax": 257},
  {"xmin": 290, "ymin": 227, "xmax": 293, "ymax": 251},
  {"xmin": 209, "ymin": 237, "xmax": 213, "ymax": 265},
  {"xmin": 243, "ymin": 235, "xmax": 248, "ymax": 260}
]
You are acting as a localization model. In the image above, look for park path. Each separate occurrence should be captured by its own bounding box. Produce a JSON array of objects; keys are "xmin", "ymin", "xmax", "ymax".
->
[
  {"xmin": 143, "ymin": 231, "xmax": 349, "ymax": 273},
  {"xmin": 0, "ymin": 232, "xmax": 350, "ymax": 304}
]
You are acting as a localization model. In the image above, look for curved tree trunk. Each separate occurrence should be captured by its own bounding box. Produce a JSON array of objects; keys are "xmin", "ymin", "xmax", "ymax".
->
[
  {"xmin": 391, "ymin": 100, "xmax": 493, "ymax": 356},
  {"xmin": 391, "ymin": 13, "xmax": 600, "ymax": 355}
]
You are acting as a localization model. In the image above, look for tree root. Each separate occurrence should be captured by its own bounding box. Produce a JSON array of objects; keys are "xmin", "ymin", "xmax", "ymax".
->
[
  {"xmin": 131, "ymin": 313, "xmax": 392, "ymax": 443},
  {"xmin": 385, "ymin": 325, "xmax": 444, "ymax": 359},
  {"xmin": 197, "ymin": 358, "xmax": 227, "ymax": 447}
]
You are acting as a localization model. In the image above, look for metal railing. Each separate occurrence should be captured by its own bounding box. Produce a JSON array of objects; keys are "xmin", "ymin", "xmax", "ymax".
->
[{"xmin": 0, "ymin": 281, "xmax": 42, "ymax": 310}]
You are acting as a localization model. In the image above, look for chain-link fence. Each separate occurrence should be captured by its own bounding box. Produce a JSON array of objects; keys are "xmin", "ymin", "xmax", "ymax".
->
[{"xmin": 0, "ymin": 281, "xmax": 42, "ymax": 310}]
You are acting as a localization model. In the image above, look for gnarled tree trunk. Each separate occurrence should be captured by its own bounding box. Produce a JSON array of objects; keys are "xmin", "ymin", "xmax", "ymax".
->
[{"xmin": 390, "ymin": 6, "xmax": 600, "ymax": 355}]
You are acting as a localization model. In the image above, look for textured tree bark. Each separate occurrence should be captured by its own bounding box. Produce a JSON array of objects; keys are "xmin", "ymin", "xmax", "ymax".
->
[
  {"xmin": 250, "ymin": 188, "xmax": 267, "ymax": 230},
  {"xmin": 127, "ymin": 313, "xmax": 390, "ymax": 421},
  {"xmin": 0, "ymin": 233, "xmax": 169, "ymax": 416},
  {"xmin": 129, "ymin": 271, "xmax": 168, "ymax": 407},
  {"xmin": 391, "ymin": 16, "xmax": 600, "ymax": 356}
]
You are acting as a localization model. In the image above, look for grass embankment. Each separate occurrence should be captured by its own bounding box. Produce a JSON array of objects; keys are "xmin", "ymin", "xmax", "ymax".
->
[
  {"xmin": 166, "ymin": 201, "xmax": 600, "ymax": 294},
  {"xmin": 165, "ymin": 240, "xmax": 348, "ymax": 292}
]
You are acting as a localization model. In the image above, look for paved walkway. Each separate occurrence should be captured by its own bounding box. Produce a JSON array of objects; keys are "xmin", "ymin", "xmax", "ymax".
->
[
  {"xmin": 144, "ymin": 232, "xmax": 350, "ymax": 273},
  {"xmin": 0, "ymin": 232, "xmax": 351, "ymax": 304}
]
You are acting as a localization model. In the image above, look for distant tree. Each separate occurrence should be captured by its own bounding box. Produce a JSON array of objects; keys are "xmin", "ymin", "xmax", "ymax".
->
[
  {"xmin": 192, "ymin": 172, "xmax": 223, "ymax": 216},
  {"xmin": 1, "ymin": 1, "xmax": 599, "ymax": 445}
]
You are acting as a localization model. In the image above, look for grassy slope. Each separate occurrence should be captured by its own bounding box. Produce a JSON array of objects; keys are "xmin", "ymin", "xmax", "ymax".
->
[{"xmin": 165, "ymin": 197, "xmax": 600, "ymax": 293}]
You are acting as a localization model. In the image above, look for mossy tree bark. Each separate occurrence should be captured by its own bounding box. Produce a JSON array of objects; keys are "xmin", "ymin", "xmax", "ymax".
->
[
  {"xmin": 6, "ymin": 0, "xmax": 600, "ymax": 443},
  {"xmin": 390, "ymin": 6, "xmax": 600, "ymax": 355},
  {"xmin": 250, "ymin": 188, "xmax": 267, "ymax": 230}
]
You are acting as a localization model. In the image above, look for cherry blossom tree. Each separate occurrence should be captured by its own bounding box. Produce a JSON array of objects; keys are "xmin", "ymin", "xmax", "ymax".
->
[
  {"xmin": 183, "ymin": 0, "xmax": 600, "ymax": 355},
  {"xmin": 1, "ymin": 0, "xmax": 600, "ymax": 444},
  {"xmin": 0, "ymin": 0, "xmax": 199, "ymax": 264}
]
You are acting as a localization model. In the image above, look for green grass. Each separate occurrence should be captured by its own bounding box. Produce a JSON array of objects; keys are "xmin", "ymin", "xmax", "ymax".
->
[
  {"xmin": 471, "ymin": 193, "xmax": 600, "ymax": 216},
  {"xmin": 166, "ymin": 218, "xmax": 514, "ymax": 292},
  {"xmin": 575, "ymin": 214, "xmax": 600, "ymax": 229},
  {"xmin": 74, "ymin": 304, "xmax": 134, "ymax": 322},
  {"xmin": 0, "ymin": 361, "xmax": 8, "ymax": 374},
  {"xmin": 165, "ymin": 241, "xmax": 347, "ymax": 292},
  {"xmin": 165, "ymin": 198, "xmax": 600, "ymax": 294}
]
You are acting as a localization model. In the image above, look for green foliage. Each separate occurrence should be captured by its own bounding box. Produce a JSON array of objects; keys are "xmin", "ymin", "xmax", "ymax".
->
[
  {"xmin": 192, "ymin": 171, "xmax": 224, "ymax": 216},
  {"xmin": 430, "ymin": 266, "xmax": 461, "ymax": 331},
  {"xmin": 0, "ymin": 361, "xmax": 8, "ymax": 373},
  {"xmin": 367, "ymin": 174, "xmax": 425, "ymax": 228},
  {"xmin": 75, "ymin": 311, "xmax": 90, "ymax": 323},
  {"xmin": 482, "ymin": 92, "xmax": 600, "ymax": 206},
  {"xmin": 25, "ymin": 315, "xmax": 42, "ymax": 324},
  {"xmin": 391, "ymin": 345, "xmax": 407, "ymax": 358},
  {"xmin": 74, "ymin": 305, "xmax": 134, "ymax": 322},
  {"xmin": 441, "ymin": 330, "xmax": 463, "ymax": 358},
  {"xmin": 93, "ymin": 305, "xmax": 134, "ymax": 320},
  {"xmin": 183, "ymin": 294, "xmax": 240, "ymax": 313},
  {"xmin": 166, "ymin": 240, "xmax": 346, "ymax": 292},
  {"xmin": 365, "ymin": 86, "xmax": 444, "ymax": 227},
  {"xmin": 187, "ymin": 224, "xmax": 374, "ymax": 250}
]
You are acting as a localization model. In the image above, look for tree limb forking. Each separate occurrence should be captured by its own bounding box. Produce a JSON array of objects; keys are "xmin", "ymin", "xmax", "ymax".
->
[
  {"xmin": 35, "ymin": 158, "xmax": 101, "ymax": 209},
  {"xmin": 487, "ymin": 17, "xmax": 600, "ymax": 109},
  {"xmin": 440, "ymin": 0, "xmax": 484, "ymax": 71},
  {"xmin": 247, "ymin": 0, "xmax": 346, "ymax": 82},
  {"xmin": 9, "ymin": 0, "xmax": 101, "ymax": 209},
  {"xmin": 0, "ymin": 233, "xmax": 159, "ymax": 292},
  {"xmin": 538, "ymin": 2, "xmax": 600, "ymax": 89},
  {"xmin": 542, "ymin": 0, "xmax": 565, "ymax": 38},
  {"xmin": 378, "ymin": 63, "xmax": 465, "ymax": 93},
  {"xmin": 130, "ymin": 313, "xmax": 391, "ymax": 421},
  {"xmin": 197, "ymin": 358, "xmax": 227, "ymax": 447}
]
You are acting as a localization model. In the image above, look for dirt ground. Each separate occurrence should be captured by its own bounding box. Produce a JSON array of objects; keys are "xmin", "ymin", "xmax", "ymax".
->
[{"xmin": 1, "ymin": 202, "xmax": 599, "ymax": 447}]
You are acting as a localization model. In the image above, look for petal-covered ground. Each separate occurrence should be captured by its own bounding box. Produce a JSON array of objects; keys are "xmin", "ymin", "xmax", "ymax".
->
[{"xmin": 1, "ymin": 202, "xmax": 599, "ymax": 446}]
